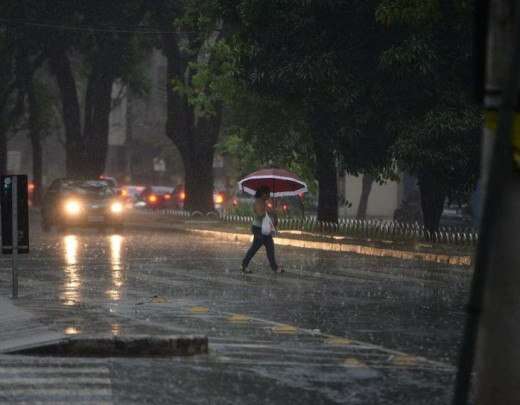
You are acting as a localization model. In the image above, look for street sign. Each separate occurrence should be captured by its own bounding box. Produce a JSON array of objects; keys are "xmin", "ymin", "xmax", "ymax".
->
[
  {"xmin": 7, "ymin": 151, "xmax": 21, "ymax": 173},
  {"xmin": 1, "ymin": 175, "xmax": 30, "ymax": 299},
  {"xmin": 153, "ymin": 157, "xmax": 166, "ymax": 172},
  {"xmin": 1, "ymin": 175, "xmax": 29, "ymax": 254}
]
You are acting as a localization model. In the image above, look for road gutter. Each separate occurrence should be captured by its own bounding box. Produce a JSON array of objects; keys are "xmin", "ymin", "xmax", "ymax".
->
[{"xmin": 126, "ymin": 221, "xmax": 472, "ymax": 266}]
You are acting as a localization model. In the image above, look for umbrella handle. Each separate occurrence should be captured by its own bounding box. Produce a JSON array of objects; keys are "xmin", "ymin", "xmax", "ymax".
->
[{"xmin": 272, "ymin": 177, "xmax": 276, "ymax": 207}]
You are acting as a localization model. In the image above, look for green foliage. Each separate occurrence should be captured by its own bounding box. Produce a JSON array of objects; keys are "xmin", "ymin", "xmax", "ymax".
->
[
  {"xmin": 158, "ymin": 0, "xmax": 483, "ymax": 220},
  {"xmin": 216, "ymin": 87, "xmax": 318, "ymax": 193},
  {"xmin": 393, "ymin": 106, "xmax": 481, "ymax": 201},
  {"xmin": 172, "ymin": 41, "xmax": 237, "ymax": 117},
  {"xmin": 376, "ymin": 0, "xmax": 480, "ymax": 205},
  {"xmin": 380, "ymin": 37, "xmax": 439, "ymax": 77},
  {"xmin": 376, "ymin": 0, "xmax": 439, "ymax": 27}
]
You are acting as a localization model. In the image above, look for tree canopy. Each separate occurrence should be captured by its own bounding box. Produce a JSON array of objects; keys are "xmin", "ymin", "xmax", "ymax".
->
[{"xmin": 0, "ymin": 0, "xmax": 481, "ymax": 228}]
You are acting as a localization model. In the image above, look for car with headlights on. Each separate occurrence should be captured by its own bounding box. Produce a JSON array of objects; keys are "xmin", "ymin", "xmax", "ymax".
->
[{"xmin": 41, "ymin": 179, "xmax": 126, "ymax": 232}]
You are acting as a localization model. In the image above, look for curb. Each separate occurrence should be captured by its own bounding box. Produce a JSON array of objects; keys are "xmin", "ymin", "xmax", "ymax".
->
[
  {"xmin": 6, "ymin": 335, "xmax": 209, "ymax": 357},
  {"xmin": 190, "ymin": 229, "xmax": 472, "ymax": 267},
  {"xmin": 126, "ymin": 221, "xmax": 473, "ymax": 267}
]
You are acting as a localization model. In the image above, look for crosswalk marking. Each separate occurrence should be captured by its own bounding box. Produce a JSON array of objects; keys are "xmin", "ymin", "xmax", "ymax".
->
[
  {"xmin": 271, "ymin": 324, "xmax": 298, "ymax": 334},
  {"xmin": 343, "ymin": 357, "xmax": 368, "ymax": 368},
  {"xmin": 390, "ymin": 355, "xmax": 422, "ymax": 367},
  {"xmin": 0, "ymin": 367, "xmax": 109, "ymax": 374},
  {"xmin": 0, "ymin": 362, "xmax": 112, "ymax": 404},
  {"xmin": 325, "ymin": 337, "xmax": 353, "ymax": 346},
  {"xmin": 227, "ymin": 314, "xmax": 250, "ymax": 323},
  {"xmin": 190, "ymin": 306, "xmax": 209, "ymax": 314},
  {"xmin": 0, "ymin": 377, "xmax": 111, "ymax": 384}
]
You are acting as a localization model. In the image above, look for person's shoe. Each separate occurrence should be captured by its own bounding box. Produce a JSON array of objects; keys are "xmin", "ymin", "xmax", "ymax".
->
[
  {"xmin": 273, "ymin": 265, "xmax": 284, "ymax": 273},
  {"xmin": 241, "ymin": 265, "xmax": 252, "ymax": 274}
]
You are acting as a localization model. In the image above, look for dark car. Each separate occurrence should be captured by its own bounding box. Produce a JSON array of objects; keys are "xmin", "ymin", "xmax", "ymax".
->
[
  {"xmin": 120, "ymin": 185, "xmax": 146, "ymax": 208},
  {"xmin": 139, "ymin": 186, "xmax": 175, "ymax": 209},
  {"xmin": 172, "ymin": 184, "xmax": 228, "ymax": 210},
  {"xmin": 41, "ymin": 179, "xmax": 126, "ymax": 232}
]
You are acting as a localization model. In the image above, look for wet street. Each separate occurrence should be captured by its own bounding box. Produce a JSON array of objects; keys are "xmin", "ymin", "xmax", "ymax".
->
[{"xmin": 0, "ymin": 218, "xmax": 472, "ymax": 404}]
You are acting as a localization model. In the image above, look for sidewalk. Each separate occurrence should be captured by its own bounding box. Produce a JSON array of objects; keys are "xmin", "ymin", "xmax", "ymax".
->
[
  {"xmin": 127, "ymin": 211, "xmax": 474, "ymax": 267},
  {"xmin": 0, "ymin": 295, "xmax": 64, "ymax": 353}
]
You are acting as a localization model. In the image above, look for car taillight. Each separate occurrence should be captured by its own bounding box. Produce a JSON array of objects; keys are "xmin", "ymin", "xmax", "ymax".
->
[
  {"xmin": 214, "ymin": 193, "xmax": 224, "ymax": 204},
  {"xmin": 233, "ymin": 198, "xmax": 238, "ymax": 206},
  {"xmin": 164, "ymin": 194, "xmax": 171, "ymax": 200},
  {"xmin": 148, "ymin": 194, "xmax": 158, "ymax": 203},
  {"xmin": 28, "ymin": 182, "xmax": 35, "ymax": 192},
  {"xmin": 283, "ymin": 204, "xmax": 288, "ymax": 211},
  {"xmin": 180, "ymin": 191, "xmax": 186, "ymax": 201}
]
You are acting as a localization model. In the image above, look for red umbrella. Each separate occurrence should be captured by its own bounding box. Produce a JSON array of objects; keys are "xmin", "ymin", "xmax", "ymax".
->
[{"xmin": 238, "ymin": 168, "xmax": 308, "ymax": 197}]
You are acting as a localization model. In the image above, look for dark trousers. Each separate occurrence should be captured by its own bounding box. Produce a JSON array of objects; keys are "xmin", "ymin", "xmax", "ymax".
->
[{"xmin": 242, "ymin": 226, "xmax": 278, "ymax": 270}]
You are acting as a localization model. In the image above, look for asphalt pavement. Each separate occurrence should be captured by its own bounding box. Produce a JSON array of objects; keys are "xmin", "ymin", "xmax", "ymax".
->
[{"xmin": 0, "ymin": 215, "xmax": 473, "ymax": 404}]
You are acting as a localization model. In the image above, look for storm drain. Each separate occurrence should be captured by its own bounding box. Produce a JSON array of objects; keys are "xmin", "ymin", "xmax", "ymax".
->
[{"xmin": 5, "ymin": 335, "xmax": 208, "ymax": 357}]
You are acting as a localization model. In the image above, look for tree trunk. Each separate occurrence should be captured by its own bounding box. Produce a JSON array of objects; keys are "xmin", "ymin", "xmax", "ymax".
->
[
  {"xmin": 314, "ymin": 142, "xmax": 338, "ymax": 222},
  {"xmin": 418, "ymin": 171, "xmax": 446, "ymax": 232},
  {"xmin": 0, "ymin": 91, "xmax": 25, "ymax": 175},
  {"xmin": 310, "ymin": 108, "xmax": 338, "ymax": 223},
  {"xmin": 356, "ymin": 174, "xmax": 373, "ymax": 219},
  {"xmin": 50, "ymin": 46, "xmax": 115, "ymax": 179},
  {"xmin": 182, "ymin": 145, "xmax": 215, "ymax": 213},
  {"xmin": 27, "ymin": 80, "xmax": 42, "ymax": 206},
  {"xmin": 48, "ymin": 47, "xmax": 84, "ymax": 177},
  {"xmin": 29, "ymin": 132, "xmax": 42, "ymax": 205},
  {"xmin": 83, "ymin": 65, "xmax": 113, "ymax": 178},
  {"xmin": 164, "ymin": 35, "xmax": 220, "ymax": 213},
  {"xmin": 0, "ymin": 128, "xmax": 7, "ymax": 174}
]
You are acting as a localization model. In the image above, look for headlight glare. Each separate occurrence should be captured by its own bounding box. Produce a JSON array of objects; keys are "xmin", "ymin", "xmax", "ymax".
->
[
  {"xmin": 111, "ymin": 201, "xmax": 124, "ymax": 214},
  {"xmin": 64, "ymin": 200, "xmax": 82, "ymax": 216}
]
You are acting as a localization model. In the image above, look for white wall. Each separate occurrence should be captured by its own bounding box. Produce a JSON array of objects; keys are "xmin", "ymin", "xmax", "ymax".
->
[{"xmin": 342, "ymin": 174, "xmax": 402, "ymax": 218}]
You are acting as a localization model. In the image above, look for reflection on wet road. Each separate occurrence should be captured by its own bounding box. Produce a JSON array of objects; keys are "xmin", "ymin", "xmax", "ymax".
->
[
  {"xmin": 61, "ymin": 234, "xmax": 126, "ymax": 305},
  {"xmin": 62, "ymin": 235, "xmax": 80, "ymax": 306},
  {"xmin": 0, "ymin": 223, "xmax": 472, "ymax": 404},
  {"xmin": 107, "ymin": 234, "xmax": 123, "ymax": 301}
]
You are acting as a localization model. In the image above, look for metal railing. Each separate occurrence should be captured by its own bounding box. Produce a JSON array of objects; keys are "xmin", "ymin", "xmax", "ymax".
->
[{"xmin": 136, "ymin": 208, "xmax": 479, "ymax": 246}]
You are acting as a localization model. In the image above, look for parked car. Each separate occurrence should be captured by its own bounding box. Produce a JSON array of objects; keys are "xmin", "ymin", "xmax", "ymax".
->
[
  {"xmin": 41, "ymin": 179, "xmax": 126, "ymax": 232},
  {"xmin": 228, "ymin": 190, "xmax": 305, "ymax": 217},
  {"xmin": 120, "ymin": 185, "xmax": 146, "ymax": 208},
  {"xmin": 171, "ymin": 184, "xmax": 186, "ymax": 209},
  {"xmin": 172, "ymin": 184, "xmax": 229, "ymax": 210},
  {"xmin": 98, "ymin": 175, "xmax": 118, "ymax": 189},
  {"xmin": 440, "ymin": 203, "xmax": 474, "ymax": 228},
  {"xmin": 139, "ymin": 186, "xmax": 175, "ymax": 209}
]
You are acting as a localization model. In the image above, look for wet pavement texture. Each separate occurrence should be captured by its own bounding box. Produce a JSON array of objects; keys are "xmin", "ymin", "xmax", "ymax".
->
[{"xmin": 0, "ymin": 218, "xmax": 472, "ymax": 404}]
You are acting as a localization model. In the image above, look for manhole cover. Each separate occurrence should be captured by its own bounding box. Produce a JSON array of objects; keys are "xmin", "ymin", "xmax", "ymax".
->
[{"xmin": 6, "ymin": 335, "xmax": 208, "ymax": 357}]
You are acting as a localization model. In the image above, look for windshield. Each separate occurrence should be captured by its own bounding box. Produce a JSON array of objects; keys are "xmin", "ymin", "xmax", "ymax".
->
[{"xmin": 62, "ymin": 180, "xmax": 115, "ymax": 197}]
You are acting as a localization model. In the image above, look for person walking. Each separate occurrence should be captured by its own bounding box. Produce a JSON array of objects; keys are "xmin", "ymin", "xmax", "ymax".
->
[{"xmin": 241, "ymin": 186, "xmax": 283, "ymax": 273}]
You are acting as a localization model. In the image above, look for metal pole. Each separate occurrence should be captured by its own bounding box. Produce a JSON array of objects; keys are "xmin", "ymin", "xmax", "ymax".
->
[
  {"xmin": 11, "ymin": 177, "xmax": 18, "ymax": 299},
  {"xmin": 453, "ymin": 1, "xmax": 520, "ymax": 403}
]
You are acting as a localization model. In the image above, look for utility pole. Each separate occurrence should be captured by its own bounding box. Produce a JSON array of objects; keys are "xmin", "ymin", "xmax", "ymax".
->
[
  {"xmin": 454, "ymin": 1, "xmax": 520, "ymax": 404},
  {"xmin": 476, "ymin": 1, "xmax": 520, "ymax": 403}
]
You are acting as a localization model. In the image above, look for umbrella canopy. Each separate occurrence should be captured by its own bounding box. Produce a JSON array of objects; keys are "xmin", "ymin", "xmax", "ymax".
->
[{"xmin": 238, "ymin": 168, "xmax": 308, "ymax": 197}]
